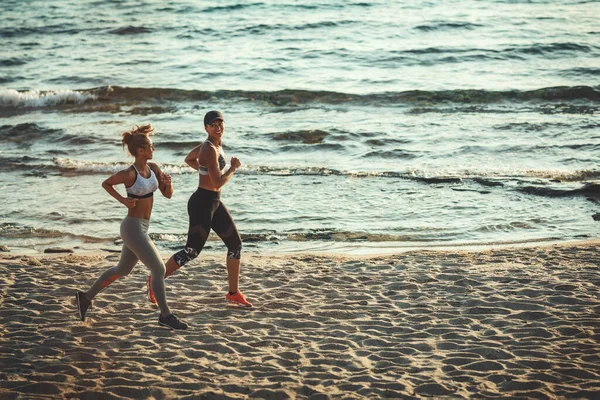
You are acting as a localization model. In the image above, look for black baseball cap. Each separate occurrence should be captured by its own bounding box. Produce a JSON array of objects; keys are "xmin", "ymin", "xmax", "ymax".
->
[{"xmin": 204, "ymin": 110, "xmax": 224, "ymax": 126}]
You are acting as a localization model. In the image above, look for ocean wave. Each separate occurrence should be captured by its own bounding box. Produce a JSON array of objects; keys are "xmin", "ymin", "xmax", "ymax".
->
[
  {"xmin": 1, "ymin": 85, "xmax": 598, "ymax": 112},
  {"xmin": 507, "ymin": 42, "xmax": 595, "ymax": 56},
  {"xmin": 493, "ymin": 121, "xmax": 571, "ymax": 132},
  {"xmin": 272, "ymin": 130, "xmax": 329, "ymax": 144},
  {"xmin": 158, "ymin": 140, "xmax": 204, "ymax": 151},
  {"xmin": 82, "ymin": 85, "xmax": 600, "ymax": 104},
  {"xmin": 0, "ymin": 156, "xmax": 597, "ymax": 185},
  {"xmin": 236, "ymin": 20, "xmax": 356, "ymax": 35},
  {"xmin": 479, "ymin": 169, "xmax": 600, "ymax": 182},
  {"xmin": 241, "ymin": 166, "xmax": 600, "ymax": 184},
  {"xmin": 245, "ymin": 230, "xmax": 422, "ymax": 243},
  {"xmin": 414, "ymin": 22, "xmax": 483, "ymax": 32},
  {"xmin": 0, "ymin": 123, "xmax": 114, "ymax": 147},
  {"xmin": 362, "ymin": 149, "xmax": 419, "ymax": 160},
  {"xmin": 0, "ymin": 25, "xmax": 83, "ymax": 38},
  {"xmin": 0, "ymin": 76, "xmax": 22, "ymax": 85},
  {"xmin": 0, "ymin": 222, "xmax": 573, "ymax": 248},
  {"xmin": 0, "ymin": 123, "xmax": 63, "ymax": 145},
  {"xmin": 410, "ymin": 103, "xmax": 598, "ymax": 116},
  {"xmin": 51, "ymin": 158, "xmax": 188, "ymax": 176},
  {"xmin": 560, "ymin": 67, "xmax": 600, "ymax": 77},
  {"xmin": 45, "ymin": 75, "xmax": 111, "ymax": 86},
  {"xmin": 539, "ymin": 103, "xmax": 598, "ymax": 115},
  {"xmin": 517, "ymin": 183, "xmax": 600, "ymax": 199},
  {"xmin": 23, "ymin": 159, "xmax": 600, "ymax": 183},
  {"xmin": 0, "ymin": 223, "xmax": 109, "ymax": 242},
  {"xmin": 108, "ymin": 26, "xmax": 153, "ymax": 35},
  {"xmin": 156, "ymin": 5, "xmax": 200, "ymax": 14},
  {"xmin": 379, "ymin": 43, "xmax": 598, "ymax": 68},
  {"xmin": 0, "ymin": 57, "xmax": 31, "ymax": 67},
  {"xmin": 0, "ymin": 222, "xmax": 441, "ymax": 245},
  {"xmin": 0, "ymin": 88, "xmax": 96, "ymax": 108},
  {"xmin": 204, "ymin": 3, "xmax": 264, "ymax": 13},
  {"xmin": 151, "ymin": 230, "xmax": 414, "ymax": 244}
]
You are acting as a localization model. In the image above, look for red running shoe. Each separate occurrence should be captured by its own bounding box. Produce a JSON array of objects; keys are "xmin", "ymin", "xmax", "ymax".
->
[
  {"xmin": 146, "ymin": 275, "xmax": 157, "ymax": 304},
  {"xmin": 226, "ymin": 291, "xmax": 253, "ymax": 307}
]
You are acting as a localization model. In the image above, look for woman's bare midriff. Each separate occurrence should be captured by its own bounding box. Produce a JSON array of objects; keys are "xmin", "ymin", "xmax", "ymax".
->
[
  {"xmin": 199, "ymin": 175, "xmax": 220, "ymax": 192},
  {"xmin": 127, "ymin": 197, "xmax": 154, "ymax": 220}
]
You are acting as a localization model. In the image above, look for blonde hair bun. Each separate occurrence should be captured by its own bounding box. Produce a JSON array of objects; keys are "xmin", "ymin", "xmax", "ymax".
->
[{"xmin": 121, "ymin": 124, "xmax": 154, "ymax": 156}]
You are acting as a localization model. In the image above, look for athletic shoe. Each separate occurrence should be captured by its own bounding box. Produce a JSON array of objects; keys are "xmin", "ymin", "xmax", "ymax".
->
[
  {"xmin": 226, "ymin": 291, "xmax": 253, "ymax": 307},
  {"xmin": 158, "ymin": 313, "xmax": 188, "ymax": 330},
  {"xmin": 146, "ymin": 275, "xmax": 157, "ymax": 304},
  {"xmin": 76, "ymin": 291, "xmax": 92, "ymax": 321}
]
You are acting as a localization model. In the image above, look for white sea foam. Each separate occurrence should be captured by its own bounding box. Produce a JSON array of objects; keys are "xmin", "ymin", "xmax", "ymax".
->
[
  {"xmin": 52, "ymin": 158, "xmax": 189, "ymax": 175},
  {"xmin": 52, "ymin": 158, "xmax": 124, "ymax": 173},
  {"xmin": 0, "ymin": 88, "xmax": 96, "ymax": 108}
]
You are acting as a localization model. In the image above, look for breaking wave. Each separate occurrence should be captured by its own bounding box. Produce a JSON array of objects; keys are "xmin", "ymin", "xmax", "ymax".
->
[
  {"xmin": 0, "ymin": 88, "xmax": 96, "ymax": 108},
  {"xmin": 1, "ymin": 85, "xmax": 598, "ymax": 112}
]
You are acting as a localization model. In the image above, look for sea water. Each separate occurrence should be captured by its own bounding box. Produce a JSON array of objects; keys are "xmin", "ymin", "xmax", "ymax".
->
[{"xmin": 0, "ymin": 0, "xmax": 598, "ymax": 254}]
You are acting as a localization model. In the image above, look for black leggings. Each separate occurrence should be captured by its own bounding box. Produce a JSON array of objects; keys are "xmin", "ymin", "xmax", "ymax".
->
[{"xmin": 173, "ymin": 188, "xmax": 242, "ymax": 267}]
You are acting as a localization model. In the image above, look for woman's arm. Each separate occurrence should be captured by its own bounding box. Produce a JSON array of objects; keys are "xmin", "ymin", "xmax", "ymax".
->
[
  {"xmin": 205, "ymin": 147, "xmax": 241, "ymax": 190},
  {"xmin": 150, "ymin": 163, "xmax": 173, "ymax": 199},
  {"xmin": 102, "ymin": 170, "xmax": 138, "ymax": 209},
  {"xmin": 184, "ymin": 145, "xmax": 201, "ymax": 170}
]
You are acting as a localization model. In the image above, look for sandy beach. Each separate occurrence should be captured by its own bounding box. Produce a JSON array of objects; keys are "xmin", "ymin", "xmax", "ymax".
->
[{"xmin": 1, "ymin": 242, "xmax": 599, "ymax": 399}]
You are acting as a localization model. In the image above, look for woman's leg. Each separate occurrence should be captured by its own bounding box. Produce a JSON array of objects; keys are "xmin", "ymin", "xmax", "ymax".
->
[
  {"xmin": 147, "ymin": 189, "xmax": 216, "ymax": 303},
  {"xmin": 123, "ymin": 218, "xmax": 186, "ymax": 329},
  {"xmin": 76, "ymin": 218, "xmax": 141, "ymax": 321},
  {"xmin": 77, "ymin": 217, "xmax": 186, "ymax": 328},
  {"xmin": 122, "ymin": 218, "xmax": 171, "ymax": 316},
  {"xmin": 171, "ymin": 190, "xmax": 215, "ymax": 268},
  {"xmin": 84, "ymin": 244, "xmax": 138, "ymax": 300},
  {"xmin": 212, "ymin": 201, "xmax": 251, "ymax": 306}
]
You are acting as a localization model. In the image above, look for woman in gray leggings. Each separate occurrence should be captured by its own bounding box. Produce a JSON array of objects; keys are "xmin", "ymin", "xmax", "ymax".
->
[{"xmin": 75, "ymin": 124, "xmax": 187, "ymax": 330}]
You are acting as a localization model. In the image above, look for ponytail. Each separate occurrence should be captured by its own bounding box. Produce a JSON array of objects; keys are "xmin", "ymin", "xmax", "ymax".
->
[{"xmin": 121, "ymin": 124, "xmax": 154, "ymax": 156}]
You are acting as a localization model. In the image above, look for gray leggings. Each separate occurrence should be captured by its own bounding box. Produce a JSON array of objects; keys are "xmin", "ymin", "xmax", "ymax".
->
[{"xmin": 86, "ymin": 217, "xmax": 170, "ymax": 314}]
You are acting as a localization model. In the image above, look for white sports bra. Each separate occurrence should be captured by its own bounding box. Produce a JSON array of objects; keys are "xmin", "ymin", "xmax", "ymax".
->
[
  {"xmin": 198, "ymin": 140, "xmax": 229, "ymax": 176},
  {"xmin": 126, "ymin": 165, "xmax": 159, "ymax": 198}
]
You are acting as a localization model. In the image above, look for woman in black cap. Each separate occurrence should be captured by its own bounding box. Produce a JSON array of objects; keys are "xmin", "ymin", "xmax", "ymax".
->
[{"xmin": 147, "ymin": 111, "xmax": 253, "ymax": 307}]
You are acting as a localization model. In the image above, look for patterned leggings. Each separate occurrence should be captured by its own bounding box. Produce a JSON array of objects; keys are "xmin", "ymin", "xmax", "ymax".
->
[{"xmin": 173, "ymin": 188, "xmax": 242, "ymax": 267}]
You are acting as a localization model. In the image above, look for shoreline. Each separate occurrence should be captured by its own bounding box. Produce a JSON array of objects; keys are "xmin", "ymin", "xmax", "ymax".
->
[
  {"xmin": 2, "ymin": 236, "xmax": 599, "ymax": 259},
  {"xmin": 1, "ymin": 240, "xmax": 599, "ymax": 399}
]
